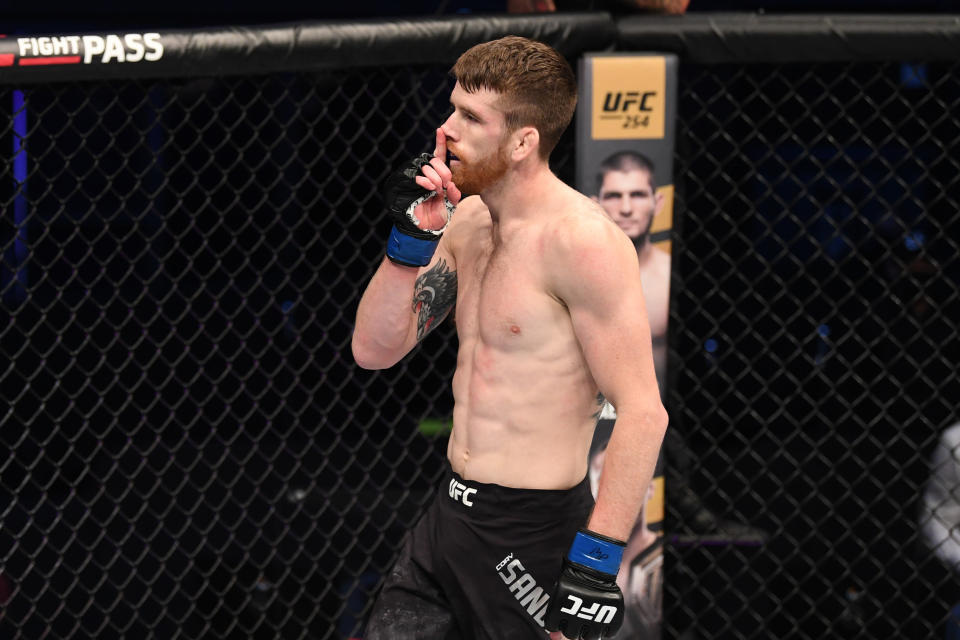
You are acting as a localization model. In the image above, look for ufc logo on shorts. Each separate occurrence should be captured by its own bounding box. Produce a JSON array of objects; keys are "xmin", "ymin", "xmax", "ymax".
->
[
  {"xmin": 559, "ymin": 595, "xmax": 617, "ymax": 624},
  {"xmin": 448, "ymin": 479, "xmax": 477, "ymax": 507}
]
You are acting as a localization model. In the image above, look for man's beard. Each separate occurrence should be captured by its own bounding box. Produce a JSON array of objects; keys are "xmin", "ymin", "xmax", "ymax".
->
[{"xmin": 451, "ymin": 145, "xmax": 510, "ymax": 196}]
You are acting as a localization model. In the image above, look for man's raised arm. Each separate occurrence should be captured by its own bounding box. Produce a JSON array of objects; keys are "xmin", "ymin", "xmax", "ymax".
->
[
  {"xmin": 353, "ymin": 253, "xmax": 458, "ymax": 369},
  {"xmin": 352, "ymin": 130, "xmax": 461, "ymax": 370}
]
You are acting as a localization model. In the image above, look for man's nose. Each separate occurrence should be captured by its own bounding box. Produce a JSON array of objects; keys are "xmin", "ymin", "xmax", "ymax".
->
[
  {"xmin": 440, "ymin": 117, "xmax": 456, "ymax": 142},
  {"xmin": 619, "ymin": 196, "xmax": 633, "ymax": 215}
]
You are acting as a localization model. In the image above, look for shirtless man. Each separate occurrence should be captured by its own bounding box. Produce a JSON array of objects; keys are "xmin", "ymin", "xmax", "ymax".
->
[
  {"xmin": 352, "ymin": 37, "xmax": 667, "ymax": 640},
  {"xmin": 592, "ymin": 151, "xmax": 671, "ymax": 382}
]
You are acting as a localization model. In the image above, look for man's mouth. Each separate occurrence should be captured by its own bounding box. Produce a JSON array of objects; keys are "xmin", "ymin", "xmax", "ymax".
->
[{"xmin": 447, "ymin": 150, "xmax": 460, "ymax": 164}]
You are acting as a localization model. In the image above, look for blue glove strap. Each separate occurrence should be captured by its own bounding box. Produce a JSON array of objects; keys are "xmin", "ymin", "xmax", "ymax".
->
[
  {"xmin": 386, "ymin": 225, "xmax": 439, "ymax": 267},
  {"xmin": 567, "ymin": 531, "xmax": 624, "ymax": 576}
]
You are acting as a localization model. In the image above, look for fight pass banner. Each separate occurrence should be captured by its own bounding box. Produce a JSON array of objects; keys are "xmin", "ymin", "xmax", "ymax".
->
[{"xmin": 577, "ymin": 52, "xmax": 679, "ymax": 640}]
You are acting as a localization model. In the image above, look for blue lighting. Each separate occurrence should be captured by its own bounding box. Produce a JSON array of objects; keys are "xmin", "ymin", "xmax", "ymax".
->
[
  {"xmin": 817, "ymin": 324, "xmax": 830, "ymax": 338},
  {"xmin": 704, "ymin": 338, "xmax": 718, "ymax": 354},
  {"xmin": 9, "ymin": 90, "xmax": 28, "ymax": 303},
  {"xmin": 900, "ymin": 63, "xmax": 927, "ymax": 89},
  {"xmin": 904, "ymin": 231, "xmax": 925, "ymax": 251}
]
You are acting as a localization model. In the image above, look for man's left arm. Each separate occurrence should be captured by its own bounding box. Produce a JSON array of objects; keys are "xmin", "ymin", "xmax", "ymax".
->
[
  {"xmin": 561, "ymin": 217, "xmax": 668, "ymax": 539},
  {"xmin": 545, "ymin": 215, "xmax": 668, "ymax": 639}
]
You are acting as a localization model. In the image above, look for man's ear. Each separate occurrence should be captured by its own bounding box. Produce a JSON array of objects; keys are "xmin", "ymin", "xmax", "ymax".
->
[
  {"xmin": 511, "ymin": 126, "xmax": 539, "ymax": 162},
  {"xmin": 654, "ymin": 190, "xmax": 666, "ymax": 216}
]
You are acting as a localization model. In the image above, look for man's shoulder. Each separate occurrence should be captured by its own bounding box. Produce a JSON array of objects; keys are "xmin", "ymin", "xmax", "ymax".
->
[
  {"xmin": 543, "ymin": 197, "xmax": 636, "ymax": 299},
  {"xmin": 455, "ymin": 194, "xmax": 488, "ymax": 214},
  {"xmin": 546, "ymin": 197, "xmax": 629, "ymax": 259},
  {"xmin": 446, "ymin": 195, "xmax": 490, "ymax": 251},
  {"xmin": 449, "ymin": 195, "xmax": 490, "ymax": 232}
]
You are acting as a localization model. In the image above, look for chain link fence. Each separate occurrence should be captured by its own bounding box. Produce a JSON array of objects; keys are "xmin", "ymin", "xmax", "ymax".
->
[
  {"xmin": 668, "ymin": 60, "xmax": 960, "ymax": 639},
  {"xmin": 2, "ymin": 18, "xmax": 959, "ymax": 640},
  {"xmin": 0, "ymin": 67, "xmax": 478, "ymax": 639}
]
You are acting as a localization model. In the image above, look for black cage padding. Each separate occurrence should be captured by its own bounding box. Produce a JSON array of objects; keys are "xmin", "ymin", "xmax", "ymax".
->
[
  {"xmin": 0, "ymin": 13, "xmax": 616, "ymax": 84},
  {"xmin": 618, "ymin": 13, "xmax": 960, "ymax": 62}
]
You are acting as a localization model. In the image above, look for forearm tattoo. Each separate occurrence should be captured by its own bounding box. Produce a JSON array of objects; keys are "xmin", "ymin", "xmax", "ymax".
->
[{"xmin": 412, "ymin": 258, "xmax": 457, "ymax": 341}]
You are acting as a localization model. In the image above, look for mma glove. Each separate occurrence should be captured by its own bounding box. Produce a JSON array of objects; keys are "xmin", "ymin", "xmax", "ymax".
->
[
  {"xmin": 545, "ymin": 529, "xmax": 626, "ymax": 640},
  {"xmin": 384, "ymin": 152, "xmax": 456, "ymax": 267}
]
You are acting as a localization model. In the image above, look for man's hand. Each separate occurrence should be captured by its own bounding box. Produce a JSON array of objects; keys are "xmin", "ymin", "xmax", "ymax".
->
[
  {"xmin": 384, "ymin": 129, "xmax": 461, "ymax": 267},
  {"xmin": 411, "ymin": 128, "xmax": 461, "ymax": 230},
  {"xmin": 545, "ymin": 530, "xmax": 625, "ymax": 640}
]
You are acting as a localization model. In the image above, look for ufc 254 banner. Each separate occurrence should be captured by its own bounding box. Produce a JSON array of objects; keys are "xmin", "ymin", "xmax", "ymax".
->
[{"xmin": 577, "ymin": 53, "xmax": 679, "ymax": 640}]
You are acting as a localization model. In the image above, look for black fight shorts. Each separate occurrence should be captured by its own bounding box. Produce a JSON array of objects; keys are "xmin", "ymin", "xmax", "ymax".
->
[{"xmin": 364, "ymin": 464, "xmax": 594, "ymax": 640}]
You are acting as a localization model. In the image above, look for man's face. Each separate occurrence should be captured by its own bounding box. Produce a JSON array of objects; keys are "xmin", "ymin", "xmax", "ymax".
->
[
  {"xmin": 441, "ymin": 83, "xmax": 512, "ymax": 195},
  {"xmin": 596, "ymin": 169, "xmax": 658, "ymax": 243}
]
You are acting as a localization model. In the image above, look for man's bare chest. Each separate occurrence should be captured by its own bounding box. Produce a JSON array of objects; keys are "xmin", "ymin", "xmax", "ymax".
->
[{"xmin": 454, "ymin": 240, "xmax": 560, "ymax": 349}]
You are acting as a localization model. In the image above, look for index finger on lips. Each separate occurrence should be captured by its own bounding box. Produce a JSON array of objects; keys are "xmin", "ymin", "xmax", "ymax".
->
[{"xmin": 433, "ymin": 128, "xmax": 446, "ymax": 163}]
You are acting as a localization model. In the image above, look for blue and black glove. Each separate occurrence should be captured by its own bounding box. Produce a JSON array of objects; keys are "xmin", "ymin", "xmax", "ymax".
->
[
  {"xmin": 545, "ymin": 529, "xmax": 626, "ymax": 640},
  {"xmin": 383, "ymin": 152, "xmax": 456, "ymax": 268}
]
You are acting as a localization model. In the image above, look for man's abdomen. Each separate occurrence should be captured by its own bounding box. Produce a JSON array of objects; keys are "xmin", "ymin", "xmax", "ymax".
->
[{"xmin": 448, "ymin": 346, "xmax": 598, "ymax": 489}]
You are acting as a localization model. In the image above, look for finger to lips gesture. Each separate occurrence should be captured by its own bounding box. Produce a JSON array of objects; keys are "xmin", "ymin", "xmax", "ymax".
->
[{"xmin": 413, "ymin": 128, "xmax": 461, "ymax": 230}]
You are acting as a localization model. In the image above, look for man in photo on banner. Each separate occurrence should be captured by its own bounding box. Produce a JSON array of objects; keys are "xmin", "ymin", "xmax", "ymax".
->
[
  {"xmin": 352, "ymin": 36, "xmax": 667, "ymax": 640},
  {"xmin": 592, "ymin": 150, "xmax": 767, "ymax": 543},
  {"xmin": 591, "ymin": 150, "xmax": 670, "ymax": 385}
]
